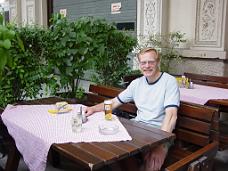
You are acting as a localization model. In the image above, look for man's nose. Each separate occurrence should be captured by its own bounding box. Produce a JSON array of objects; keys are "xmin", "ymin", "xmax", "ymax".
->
[{"xmin": 145, "ymin": 62, "xmax": 150, "ymax": 67}]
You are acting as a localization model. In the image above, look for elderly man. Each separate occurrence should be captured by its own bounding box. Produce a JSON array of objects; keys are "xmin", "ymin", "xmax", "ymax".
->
[{"xmin": 85, "ymin": 47, "xmax": 180, "ymax": 171}]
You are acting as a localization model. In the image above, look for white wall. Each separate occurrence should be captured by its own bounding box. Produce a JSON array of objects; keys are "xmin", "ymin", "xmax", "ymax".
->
[
  {"xmin": 168, "ymin": 0, "xmax": 228, "ymax": 76},
  {"xmin": 168, "ymin": 0, "xmax": 197, "ymax": 45}
]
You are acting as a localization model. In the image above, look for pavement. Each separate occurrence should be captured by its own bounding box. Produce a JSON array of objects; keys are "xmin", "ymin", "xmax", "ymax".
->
[{"xmin": 0, "ymin": 150, "xmax": 228, "ymax": 171}]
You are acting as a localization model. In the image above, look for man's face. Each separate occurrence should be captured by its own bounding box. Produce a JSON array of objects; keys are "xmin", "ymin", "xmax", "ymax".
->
[{"xmin": 138, "ymin": 51, "xmax": 160, "ymax": 78}]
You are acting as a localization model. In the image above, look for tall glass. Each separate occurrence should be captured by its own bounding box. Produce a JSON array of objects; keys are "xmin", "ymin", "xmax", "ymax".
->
[
  {"xmin": 104, "ymin": 100, "xmax": 112, "ymax": 120},
  {"xmin": 71, "ymin": 112, "xmax": 82, "ymax": 133}
]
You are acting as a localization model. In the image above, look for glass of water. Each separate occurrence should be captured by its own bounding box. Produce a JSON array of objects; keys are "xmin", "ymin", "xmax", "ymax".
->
[{"xmin": 71, "ymin": 112, "xmax": 82, "ymax": 133}]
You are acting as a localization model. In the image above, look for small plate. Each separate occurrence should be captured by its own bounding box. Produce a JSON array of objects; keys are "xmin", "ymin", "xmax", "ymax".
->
[
  {"xmin": 48, "ymin": 107, "xmax": 72, "ymax": 114},
  {"xmin": 99, "ymin": 123, "xmax": 119, "ymax": 135}
]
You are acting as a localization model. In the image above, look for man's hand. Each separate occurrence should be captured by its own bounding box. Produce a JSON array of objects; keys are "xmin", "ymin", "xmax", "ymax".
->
[
  {"xmin": 84, "ymin": 106, "xmax": 96, "ymax": 116},
  {"xmin": 143, "ymin": 144, "xmax": 168, "ymax": 171},
  {"xmin": 84, "ymin": 98, "xmax": 121, "ymax": 117}
]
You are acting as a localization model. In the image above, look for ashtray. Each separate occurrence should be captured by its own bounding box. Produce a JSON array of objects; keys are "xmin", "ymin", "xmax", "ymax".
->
[{"xmin": 99, "ymin": 123, "xmax": 119, "ymax": 135}]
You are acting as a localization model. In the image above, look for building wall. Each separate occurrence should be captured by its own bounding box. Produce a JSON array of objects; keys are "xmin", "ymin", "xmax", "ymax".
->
[
  {"xmin": 168, "ymin": 0, "xmax": 228, "ymax": 76},
  {"xmin": 169, "ymin": 58, "xmax": 227, "ymax": 76},
  {"xmin": 9, "ymin": 0, "xmax": 228, "ymax": 76},
  {"xmin": 168, "ymin": 0, "xmax": 196, "ymax": 42},
  {"xmin": 53, "ymin": 0, "xmax": 137, "ymax": 34}
]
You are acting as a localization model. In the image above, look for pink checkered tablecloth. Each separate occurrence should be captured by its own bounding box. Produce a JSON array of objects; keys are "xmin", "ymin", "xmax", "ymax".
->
[
  {"xmin": 1, "ymin": 104, "xmax": 131, "ymax": 171},
  {"xmin": 180, "ymin": 84, "xmax": 228, "ymax": 105}
]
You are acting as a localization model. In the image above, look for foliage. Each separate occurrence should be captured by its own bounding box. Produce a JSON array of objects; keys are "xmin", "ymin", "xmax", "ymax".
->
[
  {"xmin": 137, "ymin": 31, "xmax": 186, "ymax": 72},
  {"xmin": 75, "ymin": 87, "xmax": 85, "ymax": 100},
  {"xmin": 0, "ymin": 13, "xmax": 16, "ymax": 76},
  {"xmin": 48, "ymin": 15, "xmax": 136, "ymax": 92},
  {"xmin": 0, "ymin": 26, "xmax": 50, "ymax": 107},
  {"xmin": 47, "ymin": 14, "xmax": 98, "ymax": 96},
  {"xmin": 87, "ymin": 18, "xmax": 137, "ymax": 87},
  {"xmin": 0, "ymin": 14, "xmax": 137, "ymax": 106}
]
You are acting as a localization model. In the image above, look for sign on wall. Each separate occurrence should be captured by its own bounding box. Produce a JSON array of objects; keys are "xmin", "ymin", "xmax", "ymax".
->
[
  {"xmin": 111, "ymin": 2, "xmax": 121, "ymax": 14},
  {"xmin": 60, "ymin": 9, "xmax": 67, "ymax": 17}
]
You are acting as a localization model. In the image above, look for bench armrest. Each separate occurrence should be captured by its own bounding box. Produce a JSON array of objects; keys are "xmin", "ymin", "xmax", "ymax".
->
[{"xmin": 165, "ymin": 141, "xmax": 218, "ymax": 171}]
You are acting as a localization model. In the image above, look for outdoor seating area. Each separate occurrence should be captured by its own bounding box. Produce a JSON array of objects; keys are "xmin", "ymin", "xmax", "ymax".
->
[
  {"xmin": 1, "ymin": 82, "xmax": 228, "ymax": 170},
  {"xmin": 1, "ymin": 0, "xmax": 228, "ymax": 171},
  {"xmin": 0, "ymin": 92, "xmax": 219, "ymax": 171}
]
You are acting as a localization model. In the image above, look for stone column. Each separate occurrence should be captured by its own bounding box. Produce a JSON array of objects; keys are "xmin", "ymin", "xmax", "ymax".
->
[
  {"xmin": 9, "ymin": 0, "xmax": 47, "ymax": 26},
  {"xmin": 133, "ymin": 0, "xmax": 168, "ymax": 69},
  {"xmin": 137, "ymin": 0, "xmax": 168, "ymax": 36},
  {"xmin": 9, "ymin": 0, "xmax": 21, "ymax": 25}
]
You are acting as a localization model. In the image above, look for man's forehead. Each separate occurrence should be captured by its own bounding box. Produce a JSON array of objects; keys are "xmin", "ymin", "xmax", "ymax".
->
[{"xmin": 139, "ymin": 51, "xmax": 158, "ymax": 60}]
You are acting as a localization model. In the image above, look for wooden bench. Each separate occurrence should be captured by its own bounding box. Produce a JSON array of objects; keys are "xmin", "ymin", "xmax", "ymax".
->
[
  {"xmin": 184, "ymin": 72, "xmax": 228, "ymax": 150},
  {"xmin": 87, "ymin": 84, "xmax": 219, "ymax": 171},
  {"xmin": 184, "ymin": 72, "xmax": 228, "ymax": 89},
  {"xmin": 123, "ymin": 74, "xmax": 142, "ymax": 88},
  {"xmin": 164, "ymin": 102, "xmax": 219, "ymax": 171}
]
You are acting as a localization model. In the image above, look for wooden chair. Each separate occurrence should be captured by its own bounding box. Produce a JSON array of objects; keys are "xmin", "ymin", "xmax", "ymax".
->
[{"xmin": 184, "ymin": 72, "xmax": 228, "ymax": 151}]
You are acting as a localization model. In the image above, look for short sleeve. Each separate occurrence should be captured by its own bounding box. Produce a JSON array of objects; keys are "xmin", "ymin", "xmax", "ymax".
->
[
  {"xmin": 117, "ymin": 80, "xmax": 136, "ymax": 103},
  {"xmin": 164, "ymin": 77, "xmax": 180, "ymax": 108}
]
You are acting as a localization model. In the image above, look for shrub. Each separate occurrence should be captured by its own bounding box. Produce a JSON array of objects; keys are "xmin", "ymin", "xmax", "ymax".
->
[{"xmin": 0, "ymin": 26, "xmax": 50, "ymax": 107}]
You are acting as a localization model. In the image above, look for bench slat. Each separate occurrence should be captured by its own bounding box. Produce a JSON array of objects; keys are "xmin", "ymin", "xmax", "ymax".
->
[
  {"xmin": 89, "ymin": 84, "xmax": 122, "ymax": 97},
  {"xmin": 178, "ymin": 102, "xmax": 217, "ymax": 122},
  {"xmin": 178, "ymin": 116, "xmax": 210, "ymax": 135}
]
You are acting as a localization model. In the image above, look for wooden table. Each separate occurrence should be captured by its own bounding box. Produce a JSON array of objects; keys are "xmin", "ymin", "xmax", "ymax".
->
[
  {"xmin": 179, "ymin": 84, "xmax": 228, "ymax": 105},
  {"xmin": 51, "ymin": 117, "xmax": 174, "ymax": 170},
  {"xmin": 2, "ymin": 97, "xmax": 175, "ymax": 171}
]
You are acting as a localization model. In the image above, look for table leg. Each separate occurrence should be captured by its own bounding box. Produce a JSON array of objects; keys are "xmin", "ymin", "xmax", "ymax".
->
[
  {"xmin": 5, "ymin": 143, "xmax": 20, "ymax": 171},
  {"xmin": 49, "ymin": 149, "xmax": 61, "ymax": 168}
]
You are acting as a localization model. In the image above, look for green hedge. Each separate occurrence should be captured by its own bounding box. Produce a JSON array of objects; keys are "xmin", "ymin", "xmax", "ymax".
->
[{"xmin": 0, "ymin": 14, "xmax": 137, "ymax": 107}]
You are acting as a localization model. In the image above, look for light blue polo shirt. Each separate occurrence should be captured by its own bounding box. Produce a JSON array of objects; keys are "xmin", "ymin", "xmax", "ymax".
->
[{"xmin": 117, "ymin": 72, "xmax": 180, "ymax": 127}]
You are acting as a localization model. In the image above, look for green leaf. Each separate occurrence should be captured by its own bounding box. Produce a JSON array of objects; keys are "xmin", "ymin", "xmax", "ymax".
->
[
  {"xmin": 0, "ymin": 48, "xmax": 7, "ymax": 71},
  {"xmin": 0, "ymin": 14, "xmax": 3, "ymax": 25},
  {"xmin": 3, "ymin": 39, "xmax": 11, "ymax": 49},
  {"xmin": 16, "ymin": 34, "xmax": 25, "ymax": 51},
  {"xmin": 0, "ymin": 40, "xmax": 3, "ymax": 47},
  {"xmin": 3, "ymin": 30, "xmax": 15, "ymax": 40}
]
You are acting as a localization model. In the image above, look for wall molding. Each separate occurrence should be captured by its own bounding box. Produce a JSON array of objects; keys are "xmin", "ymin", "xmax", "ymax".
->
[
  {"xmin": 192, "ymin": 0, "xmax": 226, "ymax": 50},
  {"xmin": 180, "ymin": 49, "xmax": 227, "ymax": 60}
]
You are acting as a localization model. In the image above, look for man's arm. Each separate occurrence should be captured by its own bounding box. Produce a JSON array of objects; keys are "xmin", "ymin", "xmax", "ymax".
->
[
  {"xmin": 85, "ymin": 97, "xmax": 122, "ymax": 116},
  {"xmin": 161, "ymin": 107, "xmax": 178, "ymax": 132}
]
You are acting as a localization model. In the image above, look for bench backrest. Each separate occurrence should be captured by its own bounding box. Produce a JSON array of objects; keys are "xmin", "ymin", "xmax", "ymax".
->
[
  {"xmin": 175, "ymin": 102, "xmax": 219, "ymax": 147},
  {"xmin": 123, "ymin": 74, "xmax": 142, "ymax": 87},
  {"xmin": 184, "ymin": 72, "xmax": 228, "ymax": 89}
]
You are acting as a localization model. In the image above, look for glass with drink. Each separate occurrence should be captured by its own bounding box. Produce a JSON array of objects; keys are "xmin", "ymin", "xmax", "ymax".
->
[{"xmin": 104, "ymin": 100, "xmax": 112, "ymax": 120}]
